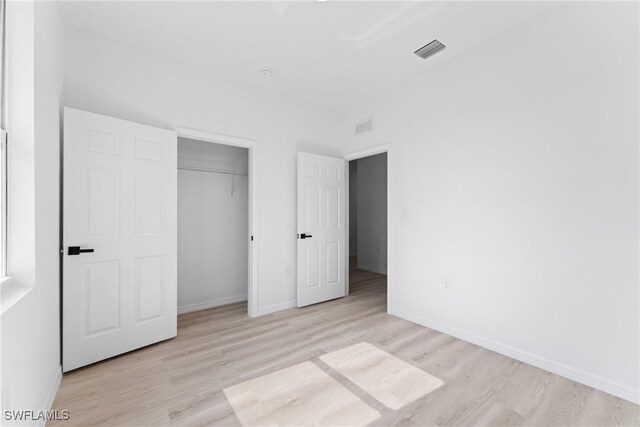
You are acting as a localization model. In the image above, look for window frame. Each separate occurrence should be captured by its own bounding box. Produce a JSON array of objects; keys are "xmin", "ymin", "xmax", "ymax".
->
[
  {"xmin": 0, "ymin": 129, "xmax": 6, "ymax": 279},
  {"xmin": 0, "ymin": 0, "xmax": 7, "ymax": 279}
]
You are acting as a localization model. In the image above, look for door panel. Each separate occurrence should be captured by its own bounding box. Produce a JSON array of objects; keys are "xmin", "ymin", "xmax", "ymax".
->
[
  {"xmin": 135, "ymin": 173, "xmax": 163, "ymax": 236},
  {"xmin": 135, "ymin": 255, "xmax": 165, "ymax": 323},
  {"xmin": 83, "ymin": 260, "xmax": 120, "ymax": 337},
  {"xmin": 63, "ymin": 107, "xmax": 177, "ymax": 371},
  {"xmin": 326, "ymin": 242, "xmax": 340, "ymax": 285},
  {"xmin": 87, "ymin": 167, "xmax": 119, "ymax": 237},
  {"xmin": 297, "ymin": 152, "xmax": 346, "ymax": 307}
]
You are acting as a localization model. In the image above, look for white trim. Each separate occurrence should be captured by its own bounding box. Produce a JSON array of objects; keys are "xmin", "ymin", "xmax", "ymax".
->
[
  {"xmin": 38, "ymin": 367, "xmax": 62, "ymax": 426},
  {"xmin": 256, "ymin": 300, "xmax": 296, "ymax": 316},
  {"xmin": 173, "ymin": 126, "xmax": 259, "ymax": 318},
  {"xmin": 356, "ymin": 264, "xmax": 387, "ymax": 275},
  {"xmin": 389, "ymin": 306, "xmax": 640, "ymax": 405},
  {"xmin": 174, "ymin": 127, "xmax": 256, "ymax": 149},
  {"xmin": 343, "ymin": 143, "xmax": 392, "ymax": 309},
  {"xmin": 344, "ymin": 143, "xmax": 390, "ymax": 161},
  {"xmin": 178, "ymin": 294, "xmax": 247, "ymax": 315}
]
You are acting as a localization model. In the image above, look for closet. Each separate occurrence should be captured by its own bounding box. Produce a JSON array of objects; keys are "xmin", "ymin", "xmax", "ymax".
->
[{"xmin": 177, "ymin": 137, "xmax": 249, "ymax": 313}]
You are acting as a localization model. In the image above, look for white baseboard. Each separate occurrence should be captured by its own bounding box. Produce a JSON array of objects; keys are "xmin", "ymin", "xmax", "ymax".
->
[
  {"xmin": 39, "ymin": 366, "xmax": 62, "ymax": 426},
  {"xmin": 178, "ymin": 294, "xmax": 247, "ymax": 314},
  {"xmin": 256, "ymin": 300, "xmax": 297, "ymax": 316},
  {"xmin": 388, "ymin": 306, "xmax": 640, "ymax": 404},
  {"xmin": 357, "ymin": 264, "xmax": 387, "ymax": 275}
]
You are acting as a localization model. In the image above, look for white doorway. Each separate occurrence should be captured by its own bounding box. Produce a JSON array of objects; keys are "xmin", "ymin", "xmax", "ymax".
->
[
  {"xmin": 174, "ymin": 128, "xmax": 258, "ymax": 317},
  {"xmin": 177, "ymin": 138, "xmax": 248, "ymax": 314},
  {"xmin": 344, "ymin": 144, "xmax": 391, "ymax": 308},
  {"xmin": 62, "ymin": 112, "xmax": 260, "ymax": 372},
  {"xmin": 348, "ymin": 153, "xmax": 388, "ymax": 275}
]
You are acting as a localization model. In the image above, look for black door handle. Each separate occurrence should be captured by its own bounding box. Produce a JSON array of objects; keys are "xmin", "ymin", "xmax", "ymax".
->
[
  {"xmin": 299, "ymin": 233, "xmax": 313, "ymax": 239},
  {"xmin": 68, "ymin": 246, "xmax": 95, "ymax": 256}
]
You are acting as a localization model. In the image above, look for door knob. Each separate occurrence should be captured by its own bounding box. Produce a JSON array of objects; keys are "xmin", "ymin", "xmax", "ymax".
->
[
  {"xmin": 68, "ymin": 246, "xmax": 95, "ymax": 256},
  {"xmin": 298, "ymin": 233, "xmax": 313, "ymax": 239}
]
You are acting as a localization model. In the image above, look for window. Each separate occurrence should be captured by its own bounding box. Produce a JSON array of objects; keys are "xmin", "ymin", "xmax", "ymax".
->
[
  {"xmin": 0, "ymin": 129, "xmax": 6, "ymax": 278},
  {"xmin": 0, "ymin": 0, "xmax": 7, "ymax": 278}
]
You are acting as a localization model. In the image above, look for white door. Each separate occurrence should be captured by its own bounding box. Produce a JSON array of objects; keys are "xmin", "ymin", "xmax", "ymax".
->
[
  {"xmin": 297, "ymin": 152, "xmax": 346, "ymax": 307},
  {"xmin": 63, "ymin": 108, "xmax": 177, "ymax": 371}
]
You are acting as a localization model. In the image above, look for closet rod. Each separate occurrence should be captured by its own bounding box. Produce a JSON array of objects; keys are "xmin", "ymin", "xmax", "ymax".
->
[{"xmin": 178, "ymin": 166, "xmax": 248, "ymax": 176}]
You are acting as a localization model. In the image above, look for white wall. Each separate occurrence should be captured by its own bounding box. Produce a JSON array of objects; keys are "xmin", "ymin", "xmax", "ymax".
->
[
  {"xmin": 63, "ymin": 28, "xmax": 342, "ymax": 315},
  {"xmin": 355, "ymin": 153, "xmax": 387, "ymax": 274},
  {"xmin": 1, "ymin": 0, "xmax": 64, "ymax": 423},
  {"xmin": 33, "ymin": 0, "xmax": 64, "ymax": 414},
  {"xmin": 178, "ymin": 139, "xmax": 248, "ymax": 313},
  {"xmin": 341, "ymin": 3, "xmax": 639, "ymax": 402}
]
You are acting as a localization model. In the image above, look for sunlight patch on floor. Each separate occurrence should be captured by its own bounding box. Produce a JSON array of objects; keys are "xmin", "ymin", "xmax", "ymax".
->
[
  {"xmin": 224, "ymin": 342, "xmax": 444, "ymax": 426},
  {"xmin": 223, "ymin": 360, "xmax": 380, "ymax": 426},
  {"xmin": 321, "ymin": 342, "xmax": 444, "ymax": 410}
]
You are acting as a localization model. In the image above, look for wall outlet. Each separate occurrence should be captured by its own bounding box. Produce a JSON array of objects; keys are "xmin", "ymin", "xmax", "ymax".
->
[{"xmin": 443, "ymin": 279, "xmax": 451, "ymax": 291}]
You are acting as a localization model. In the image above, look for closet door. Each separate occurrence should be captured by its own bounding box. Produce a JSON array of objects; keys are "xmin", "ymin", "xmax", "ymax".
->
[{"xmin": 63, "ymin": 107, "xmax": 177, "ymax": 371}]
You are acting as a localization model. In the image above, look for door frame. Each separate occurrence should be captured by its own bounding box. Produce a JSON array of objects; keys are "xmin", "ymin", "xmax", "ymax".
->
[
  {"xmin": 343, "ymin": 143, "xmax": 392, "ymax": 310},
  {"xmin": 174, "ymin": 126, "xmax": 259, "ymax": 318}
]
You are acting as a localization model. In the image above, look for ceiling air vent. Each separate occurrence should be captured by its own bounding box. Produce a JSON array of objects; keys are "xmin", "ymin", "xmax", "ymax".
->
[
  {"xmin": 355, "ymin": 118, "xmax": 373, "ymax": 136},
  {"xmin": 414, "ymin": 39, "xmax": 446, "ymax": 60}
]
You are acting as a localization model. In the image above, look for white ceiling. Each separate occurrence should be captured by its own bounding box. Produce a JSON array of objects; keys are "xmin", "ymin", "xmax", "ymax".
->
[{"xmin": 59, "ymin": 1, "xmax": 558, "ymax": 113}]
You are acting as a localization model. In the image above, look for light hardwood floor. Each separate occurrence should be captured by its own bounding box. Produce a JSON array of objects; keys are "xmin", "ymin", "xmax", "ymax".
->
[{"xmin": 51, "ymin": 260, "xmax": 639, "ymax": 426}]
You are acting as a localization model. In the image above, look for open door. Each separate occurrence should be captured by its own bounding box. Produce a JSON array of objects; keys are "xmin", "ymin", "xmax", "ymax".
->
[
  {"xmin": 297, "ymin": 152, "xmax": 346, "ymax": 307},
  {"xmin": 63, "ymin": 108, "xmax": 177, "ymax": 371}
]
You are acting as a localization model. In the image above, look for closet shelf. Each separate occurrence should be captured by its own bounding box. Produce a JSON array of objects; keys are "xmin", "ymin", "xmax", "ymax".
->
[{"xmin": 178, "ymin": 166, "xmax": 248, "ymax": 176}]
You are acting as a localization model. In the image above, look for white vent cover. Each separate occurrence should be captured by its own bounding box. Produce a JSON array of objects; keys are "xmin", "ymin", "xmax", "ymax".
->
[
  {"xmin": 355, "ymin": 119, "xmax": 373, "ymax": 135},
  {"xmin": 414, "ymin": 39, "xmax": 446, "ymax": 60}
]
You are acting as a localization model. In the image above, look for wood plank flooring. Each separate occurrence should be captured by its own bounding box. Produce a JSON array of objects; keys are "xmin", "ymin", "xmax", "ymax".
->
[{"xmin": 51, "ymin": 260, "xmax": 639, "ymax": 426}]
